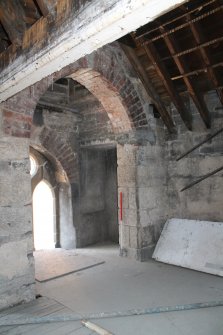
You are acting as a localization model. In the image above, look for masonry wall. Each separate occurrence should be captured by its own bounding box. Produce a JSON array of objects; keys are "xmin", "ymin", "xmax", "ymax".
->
[
  {"xmin": 0, "ymin": 42, "xmax": 148, "ymax": 310},
  {"xmin": 166, "ymin": 91, "xmax": 223, "ymax": 222},
  {"xmin": 132, "ymin": 91, "xmax": 223, "ymax": 261},
  {"xmin": 1, "ymin": 39, "xmax": 223, "ymax": 312},
  {"xmin": 78, "ymin": 147, "xmax": 118, "ymax": 246},
  {"xmin": 0, "ymin": 135, "xmax": 35, "ymax": 310}
]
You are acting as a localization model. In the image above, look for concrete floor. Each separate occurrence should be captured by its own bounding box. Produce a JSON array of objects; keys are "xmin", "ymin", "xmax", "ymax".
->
[
  {"xmin": 36, "ymin": 243, "xmax": 223, "ymax": 334},
  {"xmin": 1, "ymin": 243, "xmax": 223, "ymax": 334}
]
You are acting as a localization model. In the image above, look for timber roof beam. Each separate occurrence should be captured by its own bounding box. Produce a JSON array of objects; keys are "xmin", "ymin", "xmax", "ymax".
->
[
  {"xmin": 121, "ymin": 43, "xmax": 175, "ymax": 132},
  {"xmin": 143, "ymin": 40, "xmax": 192, "ymax": 130},
  {"xmin": 160, "ymin": 27, "xmax": 211, "ymax": 128},
  {"xmin": 0, "ymin": 0, "xmax": 27, "ymax": 46}
]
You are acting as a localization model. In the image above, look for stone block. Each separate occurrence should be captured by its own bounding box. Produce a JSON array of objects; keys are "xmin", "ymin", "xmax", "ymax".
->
[
  {"xmin": 119, "ymin": 224, "xmax": 130, "ymax": 248},
  {"xmin": 139, "ymin": 210, "xmax": 152, "ymax": 227},
  {"xmin": 129, "ymin": 226, "xmax": 140, "ymax": 248},
  {"xmin": 0, "ymin": 278, "xmax": 35, "ymax": 311},
  {"xmin": 128, "ymin": 187, "xmax": 137, "ymax": 209},
  {"xmin": 123, "ymin": 209, "xmax": 138, "ymax": 226},
  {"xmin": 141, "ymin": 226, "xmax": 156, "ymax": 248},
  {"xmin": 137, "ymin": 145, "xmax": 163, "ymax": 166},
  {"xmin": 0, "ymin": 240, "xmax": 31, "ymax": 280},
  {"xmin": 117, "ymin": 144, "xmax": 137, "ymax": 166},
  {"xmin": 137, "ymin": 166, "xmax": 150, "ymax": 187},
  {"xmin": 138, "ymin": 187, "xmax": 158, "ymax": 209},
  {"xmin": 117, "ymin": 164, "xmax": 136, "ymax": 187},
  {"xmin": 0, "ymin": 170, "xmax": 31, "ymax": 206},
  {"xmin": 0, "ymin": 107, "xmax": 2, "ymax": 136},
  {"xmin": 0, "ymin": 137, "xmax": 29, "ymax": 160}
]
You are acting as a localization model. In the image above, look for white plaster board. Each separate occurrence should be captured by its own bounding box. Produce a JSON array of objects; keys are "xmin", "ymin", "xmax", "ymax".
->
[
  {"xmin": 0, "ymin": 0, "xmax": 186, "ymax": 102},
  {"xmin": 152, "ymin": 218, "xmax": 223, "ymax": 276}
]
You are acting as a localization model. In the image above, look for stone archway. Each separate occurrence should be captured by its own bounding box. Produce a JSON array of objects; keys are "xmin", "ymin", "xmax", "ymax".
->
[{"xmin": 0, "ymin": 44, "xmax": 148, "ymax": 310}]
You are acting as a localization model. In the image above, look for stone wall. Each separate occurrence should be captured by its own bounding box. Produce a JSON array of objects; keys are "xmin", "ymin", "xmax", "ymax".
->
[
  {"xmin": 0, "ymin": 135, "xmax": 35, "ymax": 310},
  {"xmin": 130, "ymin": 91, "xmax": 223, "ymax": 261},
  {"xmin": 78, "ymin": 147, "xmax": 118, "ymax": 246},
  {"xmin": 1, "ymin": 39, "xmax": 223, "ymax": 312},
  {"xmin": 166, "ymin": 91, "xmax": 223, "ymax": 223}
]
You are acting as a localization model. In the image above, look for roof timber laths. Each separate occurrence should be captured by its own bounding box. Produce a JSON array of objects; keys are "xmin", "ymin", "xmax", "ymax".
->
[
  {"xmin": 136, "ymin": 0, "xmax": 218, "ymax": 39},
  {"xmin": 159, "ymin": 27, "xmax": 211, "ymax": 128},
  {"xmin": 143, "ymin": 41, "xmax": 192, "ymax": 130},
  {"xmin": 171, "ymin": 62, "xmax": 223, "ymax": 81},
  {"xmin": 138, "ymin": 3, "xmax": 223, "ymax": 43},
  {"xmin": 158, "ymin": 36, "xmax": 223, "ymax": 62},
  {"xmin": 121, "ymin": 44, "xmax": 175, "ymax": 132},
  {"xmin": 188, "ymin": 19, "xmax": 223, "ymax": 105},
  {"xmin": 120, "ymin": 0, "xmax": 223, "ymax": 131}
]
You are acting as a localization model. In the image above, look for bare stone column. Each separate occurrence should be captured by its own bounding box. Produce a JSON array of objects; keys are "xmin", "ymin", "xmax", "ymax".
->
[
  {"xmin": 117, "ymin": 142, "xmax": 167, "ymax": 261},
  {"xmin": 0, "ymin": 132, "xmax": 35, "ymax": 310},
  {"xmin": 117, "ymin": 144, "xmax": 141, "ymax": 260}
]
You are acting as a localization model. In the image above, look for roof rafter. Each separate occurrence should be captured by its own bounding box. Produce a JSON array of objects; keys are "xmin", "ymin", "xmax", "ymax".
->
[
  {"xmin": 34, "ymin": 0, "xmax": 49, "ymax": 16},
  {"xmin": 160, "ymin": 26, "xmax": 211, "ymax": 128},
  {"xmin": 188, "ymin": 18, "xmax": 223, "ymax": 105},
  {"xmin": 171, "ymin": 62, "xmax": 223, "ymax": 81},
  {"xmin": 121, "ymin": 43, "xmax": 175, "ymax": 132},
  {"xmin": 143, "ymin": 41, "xmax": 192, "ymax": 130},
  {"xmin": 0, "ymin": 0, "xmax": 27, "ymax": 46}
]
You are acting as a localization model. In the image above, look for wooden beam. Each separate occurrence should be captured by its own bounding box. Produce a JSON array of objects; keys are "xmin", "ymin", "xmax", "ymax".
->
[
  {"xmin": 143, "ymin": 41, "xmax": 192, "ymax": 130},
  {"xmin": 171, "ymin": 62, "xmax": 223, "ymax": 81},
  {"xmin": 189, "ymin": 19, "xmax": 223, "ymax": 105},
  {"xmin": 160, "ymin": 28, "xmax": 211, "ymax": 128},
  {"xmin": 0, "ymin": 0, "xmax": 188, "ymax": 103},
  {"xmin": 135, "ymin": 0, "xmax": 218, "ymax": 40},
  {"xmin": 34, "ymin": 0, "xmax": 49, "ymax": 16},
  {"xmin": 121, "ymin": 44, "xmax": 175, "ymax": 132},
  {"xmin": 141, "ymin": 4, "xmax": 223, "ymax": 43},
  {"xmin": 0, "ymin": 0, "xmax": 27, "ymax": 46}
]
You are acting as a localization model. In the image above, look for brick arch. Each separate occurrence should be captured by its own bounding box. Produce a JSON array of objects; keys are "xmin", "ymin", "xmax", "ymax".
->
[
  {"xmin": 32, "ymin": 127, "xmax": 78, "ymax": 184},
  {"xmin": 67, "ymin": 45, "xmax": 148, "ymax": 132},
  {"xmin": 1, "ymin": 44, "xmax": 147, "ymax": 138},
  {"xmin": 70, "ymin": 69, "xmax": 131, "ymax": 133}
]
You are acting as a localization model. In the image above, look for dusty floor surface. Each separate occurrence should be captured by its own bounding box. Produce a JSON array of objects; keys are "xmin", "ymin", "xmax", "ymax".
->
[{"xmin": 1, "ymin": 243, "xmax": 223, "ymax": 334}]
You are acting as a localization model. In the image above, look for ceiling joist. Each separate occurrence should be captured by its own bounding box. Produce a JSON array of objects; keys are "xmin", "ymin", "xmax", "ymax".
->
[
  {"xmin": 189, "ymin": 19, "xmax": 223, "ymax": 105},
  {"xmin": 143, "ymin": 41, "xmax": 192, "ymax": 130},
  {"xmin": 0, "ymin": 0, "xmax": 27, "ymax": 46},
  {"xmin": 34, "ymin": 0, "xmax": 50, "ymax": 16},
  {"xmin": 160, "ymin": 27, "xmax": 211, "ymax": 128},
  {"xmin": 121, "ymin": 43, "xmax": 175, "ymax": 133}
]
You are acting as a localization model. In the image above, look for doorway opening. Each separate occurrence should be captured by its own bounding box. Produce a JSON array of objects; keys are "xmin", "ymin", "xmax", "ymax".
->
[{"xmin": 33, "ymin": 180, "xmax": 56, "ymax": 250}]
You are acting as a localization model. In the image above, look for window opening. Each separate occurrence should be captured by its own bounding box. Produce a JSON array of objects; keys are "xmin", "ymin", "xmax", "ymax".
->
[{"xmin": 33, "ymin": 180, "xmax": 55, "ymax": 250}]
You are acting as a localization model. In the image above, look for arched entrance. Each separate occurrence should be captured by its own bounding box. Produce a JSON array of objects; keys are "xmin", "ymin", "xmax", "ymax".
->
[{"xmin": 33, "ymin": 180, "xmax": 56, "ymax": 250}]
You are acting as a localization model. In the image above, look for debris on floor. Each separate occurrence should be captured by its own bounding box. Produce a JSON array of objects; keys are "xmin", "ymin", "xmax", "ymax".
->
[{"xmin": 82, "ymin": 320, "xmax": 114, "ymax": 335}]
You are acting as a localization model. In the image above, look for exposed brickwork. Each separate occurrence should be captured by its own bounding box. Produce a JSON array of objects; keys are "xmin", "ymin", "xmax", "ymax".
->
[
  {"xmin": 78, "ymin": 99, "xmax": 114, "ymax": 142},
  {"xmin": 72, "ymin": 70, "xmax": 132, "ymax": 133},
  {"xmin": 3, "ymin": 109, "xmax": 32, "ymax": 138},
  {"xmin": 1, "ymin": 44, "xmax": 147, "ymax": 139},
  {"xmin": 38, "ymin": 127, "xmax": 79, "ymax": 183}
]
